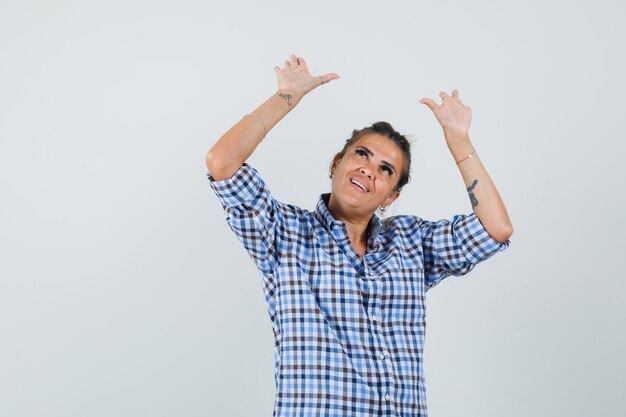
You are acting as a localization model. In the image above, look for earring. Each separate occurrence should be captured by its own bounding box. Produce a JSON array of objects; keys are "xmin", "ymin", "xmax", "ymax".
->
[
  {"xmin": 379, "ymin": 205, "xmax": 387, "ymax": 213},
  {"xmin": 329, "ymin": 173, "xmax": 334, "ymax": 178}
]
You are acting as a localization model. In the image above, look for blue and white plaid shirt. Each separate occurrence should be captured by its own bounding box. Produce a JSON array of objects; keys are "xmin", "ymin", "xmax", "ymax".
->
[{"xmin": 207, "ymin": 163, "xmax": 511, "ymax": 417}]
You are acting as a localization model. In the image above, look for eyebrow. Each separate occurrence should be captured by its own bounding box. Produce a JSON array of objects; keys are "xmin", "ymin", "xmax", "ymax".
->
[{"xmin": 356, "ymin": 146, "xmax": 397, "ymax": 174}]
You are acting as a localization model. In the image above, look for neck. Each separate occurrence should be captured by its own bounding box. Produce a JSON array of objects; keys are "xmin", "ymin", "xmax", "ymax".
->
[{"xmin": 326, "ymin": 193, "xmax": 372, "ymax": 246}]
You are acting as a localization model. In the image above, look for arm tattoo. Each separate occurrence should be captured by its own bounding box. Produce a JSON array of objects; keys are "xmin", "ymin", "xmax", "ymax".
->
[
  {"xmin": 467, "ymin": 179, "xmax": 479, "ymax": 207},
  {"xmin": 278, "ymin": 92, "xmax": 293, "ymax": 106}
]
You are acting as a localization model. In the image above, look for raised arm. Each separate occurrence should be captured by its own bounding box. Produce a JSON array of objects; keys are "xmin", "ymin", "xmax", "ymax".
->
[
  {"xmin": 419, "ymin": 90, "xmax": 513, "ymax": 243},
  {"xmin": 205, "ymin": 54, "xmax": 339, "ymax": 181}
]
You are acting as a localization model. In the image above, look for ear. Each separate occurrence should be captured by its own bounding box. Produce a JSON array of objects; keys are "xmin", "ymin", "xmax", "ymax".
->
[
  {"xmin": 330, "ymin": 152, "xmax": 342, "ymax": 175},
  {"xmin": 384, "ymin": 190, "xmax": 401, "ymax": 207}
]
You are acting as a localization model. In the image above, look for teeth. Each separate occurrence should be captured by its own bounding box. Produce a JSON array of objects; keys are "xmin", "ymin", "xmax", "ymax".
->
[{"xmin": 351, "ymin": 179, "xmax": 367, "ymax": 192}]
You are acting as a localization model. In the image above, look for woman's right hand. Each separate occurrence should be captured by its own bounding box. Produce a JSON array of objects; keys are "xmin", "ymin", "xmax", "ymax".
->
[{"xmin": 274, "ymin": 54, "xmax": 339, "ymax": 99}]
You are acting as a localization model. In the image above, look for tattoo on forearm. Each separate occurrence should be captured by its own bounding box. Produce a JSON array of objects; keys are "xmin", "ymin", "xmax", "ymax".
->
[
  {"xmin": 467, "ymin": 179, "xmax": 479, "ymax": 207},
  {"xmin": 278, "ymin": 92, "xmax": 293, "ymax": 106}
]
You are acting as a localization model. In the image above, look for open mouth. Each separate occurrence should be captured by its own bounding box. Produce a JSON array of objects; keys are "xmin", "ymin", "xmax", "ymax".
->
[{"xmin": 350, "ymin": 178, "xmax": 368, "ymax": 192}]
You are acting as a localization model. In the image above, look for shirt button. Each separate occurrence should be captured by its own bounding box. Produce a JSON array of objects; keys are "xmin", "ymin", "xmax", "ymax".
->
[
  {"xmin": 372, "ymin": 314, "xmax": 379, "ymax": 322},
  {"xmin": 379, "ymin": 352, "xmax": 386, "ymax": 360},
  {"xmin": 385, "ymin": 393, "xmax": 391, "ymax": 401}
]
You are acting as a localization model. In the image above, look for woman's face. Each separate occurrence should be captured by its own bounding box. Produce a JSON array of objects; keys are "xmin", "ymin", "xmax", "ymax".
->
[{"xmin": 330, "ymin": 133, "xmax": 404, "ymax": 217}]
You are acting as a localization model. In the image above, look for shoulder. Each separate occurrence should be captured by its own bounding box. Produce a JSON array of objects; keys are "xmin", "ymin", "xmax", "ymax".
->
[
  {"xmin": 381, "ymin": 214, "xmax": 423, "ymax": 234},
  {"xmin": 378, "ymin": 214, "xmax": 425, "ymax": 251},
  {"xmin": 207, "ymin": 162, "xmax": 305, "ymax": 222},
  {"xmin": 275, "ymin": 199, "xmax": 308, "ymax": 224}
]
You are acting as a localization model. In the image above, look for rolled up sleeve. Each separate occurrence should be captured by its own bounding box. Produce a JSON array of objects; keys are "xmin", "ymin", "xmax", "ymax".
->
[
  {"xmin": 208, "ymin": 163, "xmax": 266, "ymax": 213},
  {"xmin": 207, "ymin": 163, "xmax": 291, "ymax": 279},
  {"xmin": 418, "ymin": 212, "xmax": 511, "ymax": 291}
]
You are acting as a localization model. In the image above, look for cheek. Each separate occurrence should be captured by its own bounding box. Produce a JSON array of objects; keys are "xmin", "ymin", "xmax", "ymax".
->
[{"xmin": 337, "ymin": 161, "xmax": 354, "ymax": 174}]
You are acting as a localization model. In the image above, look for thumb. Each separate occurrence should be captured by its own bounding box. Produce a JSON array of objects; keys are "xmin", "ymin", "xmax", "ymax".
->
[
  {"xmin": 319, "ymin": 72, "xmax": 340, "ymax": 84},
  {"xmin": 419, "ymin": 98, "xmax": 438, "ymax": 112}
]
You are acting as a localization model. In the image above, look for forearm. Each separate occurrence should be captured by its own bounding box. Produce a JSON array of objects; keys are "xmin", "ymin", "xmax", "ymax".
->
[
  {"xmin": 444, "ymin": 128, "xmax": 513, "ymax": 243},
  {"xmin": 205, "ymin": 88, "xmax": 302, "ymax": 181}
]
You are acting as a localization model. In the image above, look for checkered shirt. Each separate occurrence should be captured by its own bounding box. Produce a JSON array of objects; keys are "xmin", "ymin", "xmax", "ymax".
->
[{"xmin": 207, "ymin": 162, "xmax": 511, "ymax": 417}]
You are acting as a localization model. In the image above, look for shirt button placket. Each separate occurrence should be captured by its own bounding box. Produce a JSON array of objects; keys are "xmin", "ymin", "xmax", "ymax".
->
[
  {"xmin": 366, "ymin": 274, "xmax": 396, "ymax": 416},
  {"xmin": 384, "ymin": 389, "xmax": 397, "ymax": 415}
]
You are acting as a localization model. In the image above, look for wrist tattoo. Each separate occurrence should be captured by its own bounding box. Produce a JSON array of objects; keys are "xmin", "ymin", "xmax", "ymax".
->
[
  {"xmin": 278, "ymin": 92, "xmax": 293, "ymax": 106},
  {"xmin": 467, "ymin": 179, "xmax": 479, "ymax": 207}
]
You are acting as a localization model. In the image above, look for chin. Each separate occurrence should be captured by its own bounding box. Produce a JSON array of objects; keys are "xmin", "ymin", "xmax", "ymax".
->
[{"xmin": 342, "ymin": 194, "xmax": 377, "ymax": 213}]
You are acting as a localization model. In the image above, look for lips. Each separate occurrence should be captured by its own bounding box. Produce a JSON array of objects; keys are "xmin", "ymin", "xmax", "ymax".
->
[
  {"xmin": 349, "ymin": 176, "xmax": 370, "ymax": 192},
  {"xmin": 350, "ymin": 181, "xmax": 367, "ymax": 192}
]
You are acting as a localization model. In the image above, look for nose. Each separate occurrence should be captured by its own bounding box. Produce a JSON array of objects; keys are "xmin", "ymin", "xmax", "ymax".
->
[{"xmin": 360, "ymin": 166, "xmax": 372, "ymax": 178}]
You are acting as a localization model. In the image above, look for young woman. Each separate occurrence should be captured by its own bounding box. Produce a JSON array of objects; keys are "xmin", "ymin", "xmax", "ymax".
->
[{"xmin": 205, "ymin": 54, "xmax": 513, "ymax": 417}]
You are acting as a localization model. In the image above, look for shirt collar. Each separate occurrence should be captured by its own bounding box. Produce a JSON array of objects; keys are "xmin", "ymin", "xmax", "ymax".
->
[{"xmin": 315, "ymin": 193, "xmax": 383, "ymax": 242}]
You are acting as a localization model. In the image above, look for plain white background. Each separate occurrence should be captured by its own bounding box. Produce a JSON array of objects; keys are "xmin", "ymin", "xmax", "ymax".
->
[{"xmin": 1, "ymin": 0, "xmax": 625, "ymax": 416}]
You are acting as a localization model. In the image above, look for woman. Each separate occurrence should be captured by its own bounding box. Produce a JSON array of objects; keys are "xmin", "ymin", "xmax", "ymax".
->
[{"xmin": 205, "ymin": 54, "xmax": 513, "ymax": 417}]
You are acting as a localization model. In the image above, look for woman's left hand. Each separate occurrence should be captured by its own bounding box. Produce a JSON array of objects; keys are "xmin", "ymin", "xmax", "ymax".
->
[{"xmin": 419, "ymin": 89, "xmax": 472, "ymax": 135}]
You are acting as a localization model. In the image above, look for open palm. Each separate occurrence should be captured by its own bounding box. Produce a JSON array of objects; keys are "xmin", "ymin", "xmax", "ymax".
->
[
  {"xmin": 274, "ymin": 54, "xmax": 339, "ymax": 97},
  {"xmin": 420, "ymin": 89, "xmax": 472, "ymax": 134}
]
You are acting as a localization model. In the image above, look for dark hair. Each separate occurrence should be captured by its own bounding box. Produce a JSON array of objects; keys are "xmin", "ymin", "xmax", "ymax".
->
[{"xmin": 330, "ymin": 121, "xmax": 412, "ymax": 192}]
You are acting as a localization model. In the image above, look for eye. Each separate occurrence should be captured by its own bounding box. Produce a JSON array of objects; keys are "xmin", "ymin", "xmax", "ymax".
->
[
  {"xmin": 355, "ymin": 149, "xmax": 367, "ymax": 158},
  {"xmin": 382, "ymin": 166, "xmax": 393, "ymax": 175}
]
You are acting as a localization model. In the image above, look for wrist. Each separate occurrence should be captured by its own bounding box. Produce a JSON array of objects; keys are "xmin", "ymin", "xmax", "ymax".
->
[
  {"xmin": 443, "ymin": 126, "xmax": 470, "ymax": 139},
  {"xmin": 276, "ymin": 88, "xmax": 304, "ymax": 107},
  {"xmin": 444, "ymin": 131, "xmax": 474, "ymax": 161}
]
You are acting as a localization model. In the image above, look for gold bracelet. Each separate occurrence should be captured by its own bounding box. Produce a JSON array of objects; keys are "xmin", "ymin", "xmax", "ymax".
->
[
  {"xmin": 242, "ymin": 113, "xmax": 267, "ymax": 140},
  {"xmin": 455, "ymin": 149, "xmax": 476, "ymax": 165}
]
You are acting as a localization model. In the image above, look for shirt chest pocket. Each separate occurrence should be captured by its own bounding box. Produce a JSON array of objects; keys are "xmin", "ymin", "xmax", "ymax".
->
[{"xmin": 383, "ymin": 259, "xmax": 426, "ymax": 325}]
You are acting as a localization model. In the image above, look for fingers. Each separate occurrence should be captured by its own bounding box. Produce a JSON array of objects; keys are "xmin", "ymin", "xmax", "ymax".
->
[
  {"xmin": 439, "ymin": 89, "xmax": 465, "ymax": 104},
  {"xmin": 421, "ymin": 91, "xmax": 471, "ymax": 115},
  {"xmin": 276, "ymin": 54, "xmax": 341, "ymax": 88},
  {"xmin": 281, "ymin": 54, "xmax": 308, "ymax": 69},
  {"xmin": 440, "ymin": 89, "xmax": 462, "ymax": 98}
]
